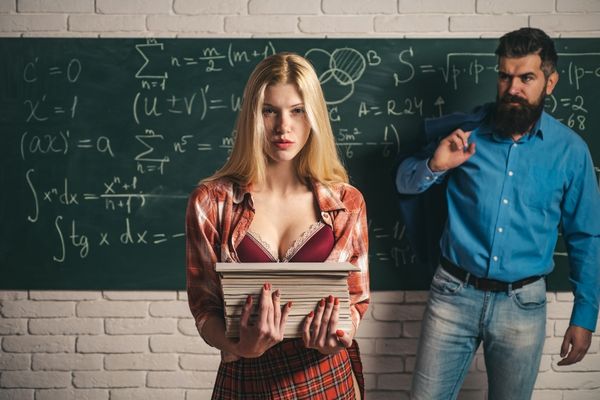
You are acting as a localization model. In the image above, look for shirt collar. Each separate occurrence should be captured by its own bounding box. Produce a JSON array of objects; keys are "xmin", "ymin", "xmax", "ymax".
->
[
  {"xmin": 483, "ymin": 110, "xmax": 546, "ymax": 142},
  {"xmin": 232, "ymin": 181, "xmax": 252, "ymax": 205},
  {"xmin": 312, "ymin": 180, "xmax": 347, "ymax": 212}
]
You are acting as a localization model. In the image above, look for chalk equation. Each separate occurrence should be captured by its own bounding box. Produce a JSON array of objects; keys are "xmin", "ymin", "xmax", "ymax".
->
[{"xmin": 2, "ymin": 38, "xmax": 599, "ymax": 289}]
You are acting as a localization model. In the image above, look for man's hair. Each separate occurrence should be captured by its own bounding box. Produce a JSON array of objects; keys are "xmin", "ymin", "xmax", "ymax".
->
[{"xmin": 495, "ymin": 27, "xmax": 558, "ymax": 76}]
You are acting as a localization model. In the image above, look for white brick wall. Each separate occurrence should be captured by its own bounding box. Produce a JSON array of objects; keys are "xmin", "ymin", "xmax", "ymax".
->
[
  {"xmin": 1, "ymin": 1, "xmax": 600, "ymax": 399},
  {"xmin": 1, "ymin": 291, "xmax": 599, "ymax": 398}
]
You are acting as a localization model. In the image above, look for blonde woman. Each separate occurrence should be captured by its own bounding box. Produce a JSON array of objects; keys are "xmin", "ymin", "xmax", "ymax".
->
[{"xmin": 186, "ymin": 52, "xmax": 369, "ymax": 399}]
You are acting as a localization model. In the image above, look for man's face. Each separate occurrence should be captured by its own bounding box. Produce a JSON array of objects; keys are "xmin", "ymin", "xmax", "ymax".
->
[{"xmin": 494, "ymin": 54, "xmax": 558, "ymax": 137}]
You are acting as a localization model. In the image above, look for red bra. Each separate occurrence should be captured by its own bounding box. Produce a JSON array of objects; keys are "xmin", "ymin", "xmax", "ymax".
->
[{"xmin": 236, "ymin": 221, "xmax": 334, "ymax": 263}]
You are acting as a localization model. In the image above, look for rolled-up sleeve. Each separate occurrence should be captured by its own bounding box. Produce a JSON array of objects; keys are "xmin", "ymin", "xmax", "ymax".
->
[
  {"xmin": 185, "ymin": 185, "xmax": 224, "ymax": 338},
  {"xmin": 347, "ymin": 191, "xmax": 370, "ymax": 329}
]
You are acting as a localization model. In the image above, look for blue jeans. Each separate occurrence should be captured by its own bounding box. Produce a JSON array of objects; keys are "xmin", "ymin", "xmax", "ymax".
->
[{"xmin": 411, "ymin": 266, "xmax": 547, "ymax": 400}]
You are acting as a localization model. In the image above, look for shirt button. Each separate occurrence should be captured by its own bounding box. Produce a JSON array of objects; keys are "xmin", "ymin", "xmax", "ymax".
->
[
  {"xmin": 321, "ymin": 212, "xmax": 329, "ymax": 220},
  {"xmin": 502, "ymin": 198, "xmax": 509, "ymax": 204},
  {"xmin": 493, "ymin": 256, "xmax": 498, "ymax": 262},
  {"xmin": 512, "ymin": 143, "xmax": 518, "ymax": 148},
  {"xmin": 498, "ymin": 227, "xmax": 503, "ymax": 233},
  {"xmin": 425, "ymin": 176, "xmax": 431, "ymax": 181},
  {"xmin": 508, "ymin": 171, "xmax": 514, "ymax": 176}
]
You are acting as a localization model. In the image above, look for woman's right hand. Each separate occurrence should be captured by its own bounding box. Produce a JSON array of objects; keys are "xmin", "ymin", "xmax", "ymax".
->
[{"xmin": 233, "ymin": 283, "xmax": 292, "ymax": 359}]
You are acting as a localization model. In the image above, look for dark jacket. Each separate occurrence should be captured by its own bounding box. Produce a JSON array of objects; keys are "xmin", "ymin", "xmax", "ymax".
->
[{"xmin": 394, "ymin": 103, "xmax": 494, "ymax": 272}]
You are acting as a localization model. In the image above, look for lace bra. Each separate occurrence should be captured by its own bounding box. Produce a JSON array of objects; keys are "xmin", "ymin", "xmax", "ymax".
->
[{"xmin": 236, "ymin": 221, "xmax": 334, "ymax": 263}]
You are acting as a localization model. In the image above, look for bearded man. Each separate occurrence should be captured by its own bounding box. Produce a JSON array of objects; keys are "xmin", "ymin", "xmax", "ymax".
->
[{"xmin": 395, "ymin": 28, "xmax": 600, "ymax": 400}]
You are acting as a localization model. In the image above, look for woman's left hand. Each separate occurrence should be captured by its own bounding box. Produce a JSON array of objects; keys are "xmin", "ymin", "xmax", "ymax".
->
[{"xmin": 302, "ymin": 295, "xmax": 353, "ymax": 355}]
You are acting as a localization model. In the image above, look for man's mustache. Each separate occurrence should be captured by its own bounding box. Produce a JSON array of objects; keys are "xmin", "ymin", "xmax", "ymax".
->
[{"xmin": 499, "ymin": 94, "xmax": 529, "ymax": 106}]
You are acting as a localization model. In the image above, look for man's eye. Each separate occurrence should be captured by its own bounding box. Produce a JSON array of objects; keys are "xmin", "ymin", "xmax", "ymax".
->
[{"xmin": 522, "ymin": 75, "xmax": 534, "ymax": 83}]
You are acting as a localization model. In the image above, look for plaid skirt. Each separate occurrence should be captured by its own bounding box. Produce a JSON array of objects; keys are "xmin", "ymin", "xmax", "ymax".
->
[{"xmin": 212, "ymin": 339, "xmax": 364, "ymax": 399}]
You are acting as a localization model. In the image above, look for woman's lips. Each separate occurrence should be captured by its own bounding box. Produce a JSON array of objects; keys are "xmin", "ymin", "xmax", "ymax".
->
[{"xmin": 273, "ymin": 140, "xmax": 294, "ymax": 149}]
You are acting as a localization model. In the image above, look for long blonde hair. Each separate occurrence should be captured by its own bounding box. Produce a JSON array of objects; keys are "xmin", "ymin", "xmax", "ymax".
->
[{"xmin": 205, "ymin": 52, "xmax": 349, "ymax": 186}]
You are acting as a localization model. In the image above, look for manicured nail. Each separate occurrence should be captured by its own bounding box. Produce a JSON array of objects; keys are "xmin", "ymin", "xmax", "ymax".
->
[
  {"xmin": 287, "ymin": 301, "xmax": 293, "ymax": 308},
  {"xmin": 336, "ymin": 330, "xmax": 344, "ymax": 337},
  {"xmin": 263, "ymin": 283, "xmax": 268, "ymax": 290},
  {"xmin": 246, "ymin": 295, "xmax": 252, "ymax": 304},
  {"xmin": 328, "ymin": 295, "xmax": 334, "ymax": 303},
  {"xmin": 308, "ymin": 310, "xmax": 314, "ymax": 317},
  {"xmin": 319, "ymin": 298, "xmax": 325, "ymax": 307},
  {"xmin": 334, "ymin": 297, "xmax": 339, "ymax": 305}
]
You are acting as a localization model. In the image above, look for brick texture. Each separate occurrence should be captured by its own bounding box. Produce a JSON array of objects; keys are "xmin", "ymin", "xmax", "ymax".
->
[
  {"xmin": 557, "ymin": 0, "xmax": 600, "ymax": 12},
  {"xmin": 226, "ymin": 16, "xmax": 298, "ymax": 33},
  {"xmin": 18, "ymin": 0, "xmax": 93, "ymax": 13},
  {"xmin": 477, "ymin": 0, "xmax": 554, "ymax": 14},
  {"xmin": 398, "ymin": 0, "xmax": 474, "ymax": 13},
  {"xmin": 96, "ymin": 0, "xmax": 172, "ymax": 14},
  {"xmin": 299, "ymin": 16, "xmax": 373, "ymax": 33},
  {"xmin": 375, "ymin": 15, "xmax": 448, "ymax": 33},
  {"xmin": 450, "ymin": 15, "xmax": 529, "ymax": 32},
  {"xmin": 174, "ymin": 0, "xmax": 244, "ymax": 15},
  {"xmin": 530, "ymin": 14, "xmax": 600, "ymax": 32},
  {"xmin": 249, "ymin": 0, "xmax": 320, "ymax": 15},
  {"xmin": 68, "ymin": 15, "xmax": 146, "ymax": 32},
  {"xmin": 322, "ymin": 0, "xmax": 396, "ymax": 14}
]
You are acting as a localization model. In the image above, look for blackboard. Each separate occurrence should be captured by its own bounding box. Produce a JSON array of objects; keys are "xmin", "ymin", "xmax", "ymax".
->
[{"xmin": 1, "ymin": 38, "xmax": 598, "ymax": 290}]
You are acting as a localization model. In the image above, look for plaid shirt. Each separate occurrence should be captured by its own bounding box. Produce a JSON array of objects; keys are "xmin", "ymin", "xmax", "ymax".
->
[{"xmin": 186, "ymin": 178, "xmax": 370, "ymax": 345}]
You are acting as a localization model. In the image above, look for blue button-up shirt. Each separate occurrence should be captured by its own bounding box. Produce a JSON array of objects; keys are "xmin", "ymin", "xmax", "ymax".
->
[{"xmin": 396, "ymin": 111, "xmax": 600, "ymax": 331}]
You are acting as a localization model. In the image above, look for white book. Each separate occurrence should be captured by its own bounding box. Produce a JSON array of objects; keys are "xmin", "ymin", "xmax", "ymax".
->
[{"xmin": 217, "ymin": 262, "xmax": 358, "ymax": 338}]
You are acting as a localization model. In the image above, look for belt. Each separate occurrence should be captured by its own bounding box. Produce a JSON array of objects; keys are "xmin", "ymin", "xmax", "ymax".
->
[{"xmin": 440, "ymin": 258, "xmax": 543, "ymax": 292}]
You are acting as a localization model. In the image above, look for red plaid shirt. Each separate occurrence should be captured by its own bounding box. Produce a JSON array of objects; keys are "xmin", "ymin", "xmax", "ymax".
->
[{"xmin": 185, "ymin": 178, "xmax": 370, "ymax": 345}]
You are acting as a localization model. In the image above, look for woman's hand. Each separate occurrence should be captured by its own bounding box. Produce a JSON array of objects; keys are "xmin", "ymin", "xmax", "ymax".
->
[
  {"xmin": 233, "ymin": 283, "xmax": 292, "ymax": 359},
  {"xmin": 302, "ymin": 295, "xmax": 353, "ymax": 355}
]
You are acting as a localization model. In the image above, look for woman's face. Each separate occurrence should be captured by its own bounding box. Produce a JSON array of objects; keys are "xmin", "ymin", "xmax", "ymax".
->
[{"xmin": 262, "ymin": 83, "xmax": 311, "ymax": 164}]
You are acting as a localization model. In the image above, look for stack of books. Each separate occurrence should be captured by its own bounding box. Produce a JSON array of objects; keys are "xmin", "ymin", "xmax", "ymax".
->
[{"xmin": 216, "ymin": 262, "xmax": 358, "ymax": 338}]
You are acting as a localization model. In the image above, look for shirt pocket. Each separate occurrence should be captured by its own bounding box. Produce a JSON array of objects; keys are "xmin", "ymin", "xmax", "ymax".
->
[{"xmin": 522, "ymin": 168, "xmax": 562, "ymax": 210}]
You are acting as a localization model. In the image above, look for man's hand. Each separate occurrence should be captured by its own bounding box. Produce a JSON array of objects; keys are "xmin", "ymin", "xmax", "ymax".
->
[
  {"xmin": 557, "ymin": 325, "xmax": 592, "ymax": 366},
  {"xmin": 428, "ymin": 129, "xmax": 475, "ymax": 172}
]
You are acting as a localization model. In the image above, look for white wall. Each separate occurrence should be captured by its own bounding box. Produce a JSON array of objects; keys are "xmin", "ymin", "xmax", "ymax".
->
[{"xmin": 1, "ymin": 1, "xmax": 600, "ymax": 399}]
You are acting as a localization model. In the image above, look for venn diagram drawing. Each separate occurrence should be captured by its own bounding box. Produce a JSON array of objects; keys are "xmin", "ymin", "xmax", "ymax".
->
[{"xmin": 305, "ymin": 47, "xmax": 367, "ymax": 106}]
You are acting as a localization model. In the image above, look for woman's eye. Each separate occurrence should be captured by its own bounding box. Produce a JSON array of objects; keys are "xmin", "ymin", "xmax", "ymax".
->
[
  {"xmin": 292, "ymin": 107, "xmax": 306, "ymax": 114},
  {"xmin": 262, "ymin": 108, "xmax": 275, "ymax": 115}
]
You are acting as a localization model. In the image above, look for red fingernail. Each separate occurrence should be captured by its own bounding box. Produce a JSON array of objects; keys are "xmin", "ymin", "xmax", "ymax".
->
[
  {"xmin": 319, "ymin": 298, "xmax": 325, "ymax": 307},
  {"xmin": 336, "ymin": 330, "xmax": 344, "ymax": 337},
  {"xmin": 328, "ymin": 295, "xmax": 334, "ymax": 303},
  {"xmin": 287, "ymin": 301, "xmax": 293, "ymax": 308},
  {"xmin": 246, "ymin": 295, "xmax": 252, "ymax": 304},
  {"xmin": 263, "ymin": 283, "xmax": 268, "ymax": 290},
  {"xmin": 334, "ymin": 297, "xmax": 339, "ymax": 305},
  {"xmin": 308, "ymin": 310, "xmax": 314, "ymax": 317}
]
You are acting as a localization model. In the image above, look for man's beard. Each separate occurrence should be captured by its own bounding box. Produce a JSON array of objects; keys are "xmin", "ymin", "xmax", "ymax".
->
[{"xmin": 492, "ymin": 90, "xmax": 545, "ymax": 137}]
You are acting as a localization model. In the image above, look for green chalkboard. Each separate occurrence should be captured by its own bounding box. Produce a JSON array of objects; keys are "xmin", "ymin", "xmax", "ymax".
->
[{"xmin": 1, "ymin": 38, "xmax": 598, "ymax": 290}]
